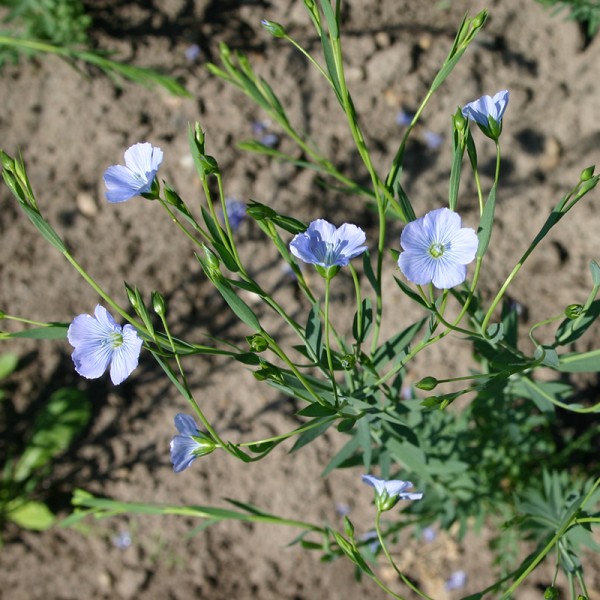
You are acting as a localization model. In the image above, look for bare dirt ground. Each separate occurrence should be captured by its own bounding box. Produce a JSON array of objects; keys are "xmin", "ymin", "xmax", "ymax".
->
[{"xmin": 1, "ymin": 0, "xmax": 599, "ymax": 598}]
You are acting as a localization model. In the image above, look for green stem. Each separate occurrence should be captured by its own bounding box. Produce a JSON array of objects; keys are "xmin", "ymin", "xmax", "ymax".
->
[
  {"xmin": 375, "ymin": 512, "xmax": 434, "ymax": 600},
  {"xmin": 324, "ymin": 277, "xmax": 340, "ymax": 407},
  {"xmin": 500, "ymin": 477, "xmax": 600, "ymax": 598}
]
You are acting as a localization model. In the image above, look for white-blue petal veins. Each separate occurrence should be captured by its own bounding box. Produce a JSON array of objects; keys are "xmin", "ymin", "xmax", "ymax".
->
[
  {"xmin": 103, "ymin": 142, "xmax": 163, "ymax": 203},
  {"xmin": 170, "ymin": 434, "xmax": 201, "ymax": 472},
  {"xmin": 462, "ymin": 89, "xmax": 509, "ymax": 125},
  {"xmin": 398, "ymin": 207, "xmax": 477, "ymax": 290},
  {"xmin": 68, "ymin": 305, "xmax": 143, "ymax": 384},
  {"xmin": 289, "ymin": 219, "xmax": 367, "ymax": 268}
]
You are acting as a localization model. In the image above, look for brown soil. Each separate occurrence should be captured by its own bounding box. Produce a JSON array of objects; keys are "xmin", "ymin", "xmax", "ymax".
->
[{"xmin": 1, "ymin": 0, "xmax": 599, "ymax": 599}]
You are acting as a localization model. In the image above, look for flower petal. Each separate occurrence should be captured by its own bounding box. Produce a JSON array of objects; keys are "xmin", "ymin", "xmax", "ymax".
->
[
  {"xmin": 170, "ymin": 434, "xmax": 200, "ymax": 472},
  {"xmin": 124, "ymin": 142, "xmax": 163, "ymax": 175},
  {"xmin": 103, "ymin": 165, "xmax": 145, "ymax": 203},
  {"xmin": 174, "ymin": 413, "xmax": 200, "ymax": 436},
  {"xmin": 108, "ymin": 324, "xmax": 143, "ymax": 385}
]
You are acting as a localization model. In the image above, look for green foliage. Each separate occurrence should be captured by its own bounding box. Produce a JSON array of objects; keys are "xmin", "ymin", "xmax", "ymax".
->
[
  {"xmin": 0, "ymin": 0, "xmax": 190, "ymax": 96},
  {"xmin": 0, "ymin": 0, "xmax": 90, "ymax": 64},
  {"xmin": 0, "ymin": 360, "xmax": 91, "ymax": 536},
  {"xmin": 1, "ymin": 1, "xmax": 599, "ymax": 597},
  {"xmin": 536, "ymin": 0, "xmax": 600, "ymax": 36}
]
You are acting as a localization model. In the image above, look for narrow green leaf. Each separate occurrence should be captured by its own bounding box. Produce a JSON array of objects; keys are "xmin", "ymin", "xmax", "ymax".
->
[
  {"xmin": 319, "ymin": 0, "xmax": 339, "ymax": 38},
  {"xmin": 590, "ymin": 260, "xmax": 600, "ymax": 286},
  {"xmin": 322, "ymin": 434, "xmax": 361, "ymax": 476},
  {"xmin": 6, "ymin": 324, "xmax": 68, "ymax": 340},
  {"xmin": 393, "ymin": 276, "xmax": 430, "ymax": 310},
  {"xmin": 305, "ymin": 303, "xmax": 323, "ymax": 362},
  {"xmin": 476, "ymin": 183, "xmax": 497, "ymax": 258},
  {"xmin": 373, "ymin": 318, "xmax": 427, "ymax": 368},
  {"xmin": 290, "ymin": 418, "xmax": 333, "ymax": 453},
  {"xmin": 319, "ymin": 32, "xmax": 342, "ymax": 104},
  {"xmin": 558, "ymin": 349, "xmax": 600, "ymax": 373},
  {"xmin": 357, "ymin": 418, "xmax": 372, "ymax": 471},
  {"xmin": 448, "ymin": 138, "xmax": 464, "ymax": 211},
  {"xmin": 20, "ymin": 204, "xmax": 67, "ymax": 252}
]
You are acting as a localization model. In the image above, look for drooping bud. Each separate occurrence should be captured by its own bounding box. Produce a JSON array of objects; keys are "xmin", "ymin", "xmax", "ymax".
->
[{"xmin": 261, "ymin": 19, "xmax": 286, "ymax": 38}]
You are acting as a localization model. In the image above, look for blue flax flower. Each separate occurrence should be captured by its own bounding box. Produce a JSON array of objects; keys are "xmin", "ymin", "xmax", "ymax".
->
[
  {"xmin": 290, "ymin": 219, "xmax": 367, "ymax": 269},
  {"xmin": 398, "ymin": 207, "xmax": 478, "ymax": 289},
  {"xmin": 104, "ymin": 142, "xmax": 163, "ymax": 203},
  {"xmin": 170, "ymin": 413, "xmax": 216, "ymax": 472},
  {"xmin": 222, "ymin": 198, "xmax": 247, "ymax": 231},
  {"xmin": 68, "ymin": 305, "xmax": 143, "ymax": 385},
  {"xmin": 462, "ymin": 90, "xmax": 509, "ymax": 140},
  {"xmin": 362, "ymin": 474, "xmax": 423, "ymax": 512}
]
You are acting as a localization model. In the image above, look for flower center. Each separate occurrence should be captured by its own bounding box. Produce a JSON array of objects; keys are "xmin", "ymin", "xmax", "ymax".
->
[
  {"xmin": 428, "ymin": 242, "xmax": 445, "ymax": 259},
  {"xmin": 108, "ymin": 332, "xmax": 124, "ymax": 349}
]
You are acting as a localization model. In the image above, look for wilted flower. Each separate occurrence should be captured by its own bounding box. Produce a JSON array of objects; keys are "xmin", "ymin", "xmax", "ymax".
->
[
  {"xmin": 362, "ymin": 474, "xmax": 423, "ymax": 511},
  {"xmin": 462, "ymin": 90, "xmax": 509, "ymax": 140},
  {"xmin": 398, "ymin": 207, "xmax": 478, "ymax": 289},
  {"xmin": 67, "ymin": 305, "xmax": 143, "ymax": 385},
  {"xmin": 290, "ymin": 219, "xmax": 367, "ymax": 273},
  {"xmin": 104, "ymin": 142, "xmax": 163, "ymax": 203},
  {"xmin": 170, "ymin": 413, "xmax": 216, "ymax": 473}
]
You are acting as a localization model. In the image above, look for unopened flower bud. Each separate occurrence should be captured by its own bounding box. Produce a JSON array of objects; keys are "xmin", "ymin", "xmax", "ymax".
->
[
  {"xmin": 124, "ymin": 283, "xmax": 139, "ymax": 310},
  {"xmin": 340, "ymin": 354, "xmax": 356, "ymax": 370},
  {"xmin": 246, "ymin": 334, "xmax": 269, "ymax": 352},
  {"xmin": 0, "ymin": 151, "xmax": 15, "ymax": 171},
  {"xmin": 565, "ymin": 304, "xmax": 583, "ymax": 319},
  {"xmin": 416, "ymin": 376, "xmax": 438, "ymax": 391},
  {"xmin": 151, "ymin": 291, "xmax": 166, "ymax": 316},
  {"xmin": 544, "ymin": 586, "xmax": 559, "ymax": 600},
  {"xmin": 261, "ymin": 19, "xmax": 286, "ymax": 38},
  {"xmin": 580, "ymin": 165, "xmax": 595, "ymax": 181}
]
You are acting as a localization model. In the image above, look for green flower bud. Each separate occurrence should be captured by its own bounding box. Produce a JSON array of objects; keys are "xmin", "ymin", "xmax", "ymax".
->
[
  {"xmin": 565, "ymin": 304, "xmax": 583, "ymax": 319},
  {"xmin": 544, "ymin": 586, "xmax": 559, "ymax": 600},
  {"xmin": 340, "ymin": 354, "xmax": 356, "ymax": 370},
  {"xmin": 124, "ymin": 283, "xmax": 139, "ymax": 310},
  {"xmin": 199, "ymin": 154, "xmax": 219, "ymax": 176},
  {"xmin": 151, "ymin": 291, "xmax": 166, "ymax": 316},
  {"xmin": 416, "ymin": 376, "xmax": 438, "ymax": 391},
  {"xmin": 261, "ymin": 19, "xmax": 286, "ymax": 38},
  {"xmin": 0, "ymin": 150, "xmax": 15, "ymax": 171},
  {"xmin": 202, "ymin": 244, "xmax": 221, "ymax": 276},
  {"xmin": 246, "ymin": 334, "xmax": 269, "ymax": 352},
  {"xmin": 580, "ymin": 165, "xmax": 595, "ymax": 181},
  {"xmin": 452, "ymin": 107, "xmax": 467, "ymax": 134}
]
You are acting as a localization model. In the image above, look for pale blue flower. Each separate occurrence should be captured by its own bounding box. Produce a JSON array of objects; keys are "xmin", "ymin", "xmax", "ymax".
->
[
  {"xmin": 395, "ymin": 109, "xmax": 415, "ymax": 126},
  {"xmin": 221, "ymin": 198, "xmax": 247, "ymax": 231},
  {"xmin": 445, "ymin": 570, "xmax": 467, "ymax": 590},
  {"xmin": 170, "ymin": 413, "xmax": 216, "ymax": 473},
  {"xmin": 462, "ymin": 90, "xmax": 509, "ymax": 139},
  {"xmin": 104, "ymin": 142, "xmax": 163, "ymax": 203},
  {"xmin": 290, "ymin": 219, "xmax": 367, "ymax": 268},
  {"xmin": 184, "ymin": 44, "xmax": 202, "ymax": 62},
  {"xmin": 362, "ymin": 474, "xmax": 423, "ymax": 511},
  {"xmin": 398, "ymin": 207, "xmax": 478, "ymax": 289},
  {"xmin": 68, "ymin": 305, "xmax": 143, "ymax": 385}
]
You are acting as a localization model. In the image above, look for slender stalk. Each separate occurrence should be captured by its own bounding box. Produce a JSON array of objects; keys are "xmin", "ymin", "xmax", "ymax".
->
[
  {"xmin": 324, "ymin": 277, "xmax": 340, "ymax": 407},
  {"xmin": 375, "ymin": 512, "xmax": 434, "ymax": 600}
]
